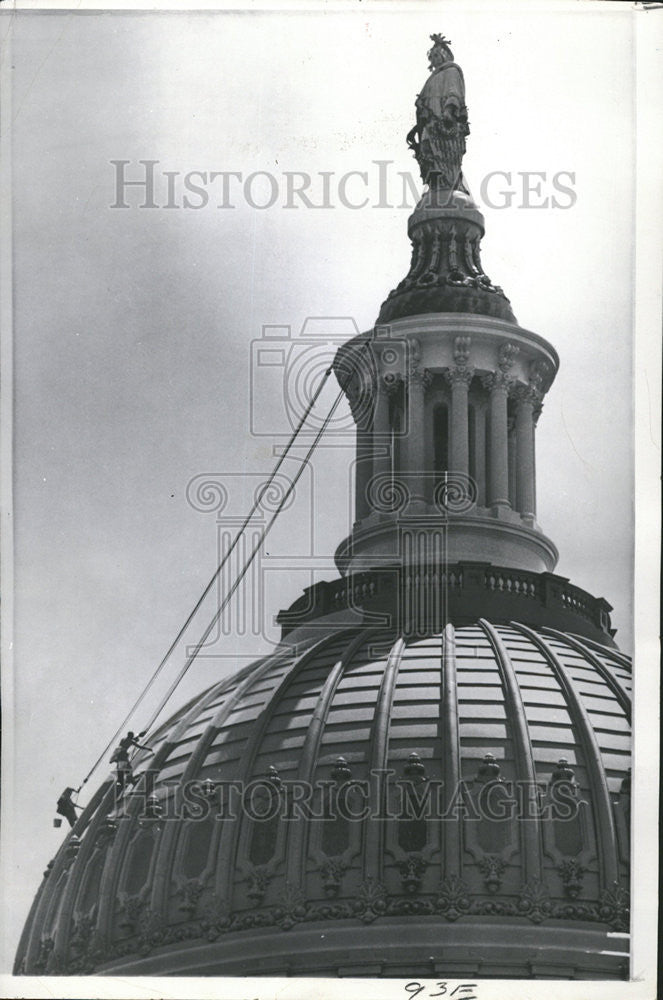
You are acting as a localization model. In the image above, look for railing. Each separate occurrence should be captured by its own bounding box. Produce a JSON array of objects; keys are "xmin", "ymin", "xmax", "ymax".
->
[
  {"xmin": 404, "ymin": 568, "xmax": 464, "ymax": 590},
  {"xmin": 330, "ymin": 576, "xmax": 378, "ymax": 608},
  {"xmin": 276, "ymin": 562, "xmax": 613, "ymax": 642},
  {"xmin": 560, "ymin": 582, "xmax": 594, "ymax": 621},
  {"xmin": 484, "ymin": 569, "xmax": 538, "ymax": 599}
]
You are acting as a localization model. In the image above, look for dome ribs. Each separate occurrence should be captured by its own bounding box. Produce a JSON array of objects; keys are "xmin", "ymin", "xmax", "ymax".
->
[
  {"xmin": 22, "ymin": 777, "xmax": 114, "ymax": 972},
  {"xmin": 540, "ymin": 628, "xmax": 631, "ymax": 724},
  {"xmin": 363, "ymin": 636, "xmax": 406, "ymax": 881},
  {"xmin": 91, "ymin": 653, "xmax": 291, "ymax": 962},
  {"xmin": 566, "ymin": 632, "xmax": 632, "ymax": 670},
  {"xmin": 214, "ymin": 629, "xmax": 361, "ymax": 913},
  {"xmin": 91, "ymin": 673, "xmax": 241, "ymax": 959},
  {"xmin": 13, "ymin": 874, "xmax": 45, "ymax": 974},
  {"xmin": 440, "ymin": 624, "xmax": 462, "ymax": 877},
  {"xmin": 509, "ymin": 623, "xmax": 620, "ymax": 889},
  {"xmin": 477, "ymin": 619, "xmax": 542, "ymax": 883},
  {"xmin": 147, "ymin": 647, "xmax": 297, "ymax": 923},
  {"xmin": 286, "ymin": 627, "xmax": 384, "ymax": 891},
  {"xmin": 50, "ymin": 779, "xmax": 118, "ymax": 967}
]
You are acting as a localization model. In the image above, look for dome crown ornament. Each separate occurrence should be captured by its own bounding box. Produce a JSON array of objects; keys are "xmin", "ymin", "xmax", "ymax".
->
[
  {"xmin": 380, "ymin": 36, "xmax": 514, "ymax": 324},
  {"xmin": 408, "ymin": 33, "xmax": 469, "ymax": 190}
]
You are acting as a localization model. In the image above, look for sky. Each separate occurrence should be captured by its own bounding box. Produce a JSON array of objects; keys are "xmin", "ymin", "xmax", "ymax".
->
[{"xmin": 1, "ymin": 2, "xmax": 639, "ymax": 972}]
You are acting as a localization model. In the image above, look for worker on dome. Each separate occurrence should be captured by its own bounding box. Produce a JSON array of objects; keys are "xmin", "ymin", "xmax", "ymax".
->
[
  {"xmin": 110, "ymin": 730, "xmax": 153, "ymax": 762},
  {"xmin": 55, "ymin": 787, "xmax": 81, "ymax": 829},
  {"xmin": 110, "ymin": 730, "xmax": 153, "ymax": 794}
]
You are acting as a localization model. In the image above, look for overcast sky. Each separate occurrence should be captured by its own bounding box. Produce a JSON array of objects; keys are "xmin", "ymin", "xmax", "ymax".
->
[{"xmin": 2, "ymin": 3, "xmax": 638, "ymax": 968}]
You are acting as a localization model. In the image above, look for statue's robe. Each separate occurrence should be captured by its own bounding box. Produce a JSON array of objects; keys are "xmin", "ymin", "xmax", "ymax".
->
[
  {"xmin": 415, "ymin": 62, "xmax": 469, "ymax": 191},
  {"xmin": 418, "ymin": 61, "xmax": 466, "ymax": 123}
]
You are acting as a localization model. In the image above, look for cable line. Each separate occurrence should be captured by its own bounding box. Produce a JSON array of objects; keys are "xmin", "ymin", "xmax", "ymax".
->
[
  {"xmin": 78, "ymin": 360, "xmax": 339, "ymax": 789},
  {"xmin": 140, "ymin": 374, "xmax": 353, "ymax": 736}
]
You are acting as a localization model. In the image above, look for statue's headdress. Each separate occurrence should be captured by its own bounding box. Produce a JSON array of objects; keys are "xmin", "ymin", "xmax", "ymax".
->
[
  {"xmin": 428, "ymin": 33, "xmax": 454, "ymax": 65},
  {"xmin": 430, "ymin": 33, "xmax": 452, "ymax": 49}
]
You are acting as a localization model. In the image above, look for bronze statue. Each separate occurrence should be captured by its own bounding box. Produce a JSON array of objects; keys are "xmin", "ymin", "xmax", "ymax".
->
[{"xmin": 407, "ymin": 34, "xmax": 470, "ymax": 191}]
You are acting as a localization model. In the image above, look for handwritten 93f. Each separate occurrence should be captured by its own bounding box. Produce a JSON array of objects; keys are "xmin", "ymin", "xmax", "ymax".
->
[{"xmin": 404, "ymin": 983, "xmax": 478, "ymax": 999}]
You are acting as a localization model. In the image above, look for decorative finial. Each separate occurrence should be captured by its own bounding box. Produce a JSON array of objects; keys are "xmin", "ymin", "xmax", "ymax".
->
[
  {"xmin": 475, "ymin": 753, "xmax": 503, "ymax": 784},
  {"xmin": 266, "ymin": 764, "xmax": 283, "ymax": 789},
  {"xmin": 200, "ymin": 777, "xmax": 217, "ymax": 799},
  {"xmin": 404, "ymin": 751, "xmax": 427, "ymax": 784},
  {"xmin": 550, "ymin": 757, "xmax": 577, "ymax": 795},
  {"xmin": 331, "ymin": 756, "xmax": 353, "ymax": 784}
]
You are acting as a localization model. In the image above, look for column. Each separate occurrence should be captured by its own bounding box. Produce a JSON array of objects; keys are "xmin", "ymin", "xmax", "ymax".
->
[
  {"xmin": 370, "ymin": 375, "xmax": 394, "ymax": 512},
  {"xmin": 341, "ymin": 357, "xmax": 375, "ymax": 522},
  {"xmin": 533, "ymin": 400, "xmax": 542, "ymax": 514},
  {"xmin": 474, "ymin": 399, "xmax": 487, "ymax": 506},
  {"xmin": 444, "ymin": 367, "xmax": 473, "ymax": 475},
  {"xmin": 514, "ymin": 386, "xmax": 538, "ymax": 519},
  {"xmin": 355, "ymin": 426, "xmax": 373, "ymax": 521},
  {"xmin": 346, "ymin": 371, "xmax": 374, "ymax": 523},
  {"xmin": 483, "ymin": 371, "xmax": 512, "ymax": 508},
  {"xmin": 405, "ymin": 366, "xmax": 431, "ymax": 502},
  {"xmin": 507, "ymin": 414, "xmax": 517, "ymax": 508}
]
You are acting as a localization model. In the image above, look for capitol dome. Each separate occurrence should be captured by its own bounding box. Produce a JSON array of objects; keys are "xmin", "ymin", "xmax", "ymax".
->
[
  {"xmin": 15, "ymin": 619, "xmax": 630, "ymax": 979},
  {"xmin": 15, "ymin": 32, "xmax": 632, "ymax": 983}
]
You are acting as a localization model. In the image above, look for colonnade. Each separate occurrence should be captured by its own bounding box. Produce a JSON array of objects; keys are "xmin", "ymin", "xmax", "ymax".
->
[{"xmin": 354, "ymin": 367, "xmax": 540, "ymax": 522}]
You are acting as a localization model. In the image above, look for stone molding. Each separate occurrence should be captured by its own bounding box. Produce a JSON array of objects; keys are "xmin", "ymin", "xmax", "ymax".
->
[
  {"xmin": 498, "ymin": 341, "xmax": 520, "ymax": 371},
  {"xmin": 444, "ymin": 365, "xmax": 474, "ymax": 387},
  {"xmin": 513, "ymin": 383, "xmax": 543, "ymax": 407},
  {"xmin": 453, "ymin": 335, "xmax": 472, "ymax": 366},
  {"xmin": 481, "ymin": 369, "xmax": 514, "ymax": 394},
  {"xmin": 408, "ymin": 366, "xmax": 433, "ymax": 389},
  {"xmin": 40, "ymin": 873, "xmax": 630, "ymax": 975}
]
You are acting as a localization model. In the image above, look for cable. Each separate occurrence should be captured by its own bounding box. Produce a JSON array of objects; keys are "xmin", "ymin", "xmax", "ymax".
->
[
  {"xmin": 140, "ymin": 376, "xmax": 352, "ymax": 736},
  {"xmin": 78, "ymin": 360, "xmax": 338, "ymax": 788}
]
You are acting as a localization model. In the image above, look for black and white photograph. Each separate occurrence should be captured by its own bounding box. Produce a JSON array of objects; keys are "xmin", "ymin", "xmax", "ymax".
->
[{"xmin": 0, "ymin": 1, "xmax": 660, "ymax": 997}]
